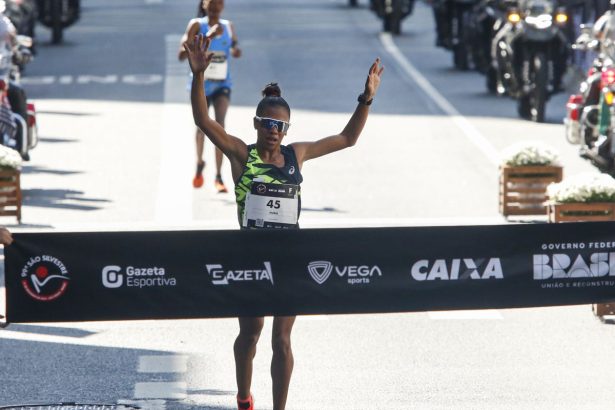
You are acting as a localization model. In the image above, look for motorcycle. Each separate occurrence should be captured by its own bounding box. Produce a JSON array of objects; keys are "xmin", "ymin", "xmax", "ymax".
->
[
  {"xmin": 466, "ymin": 0, "xmax": 516, "ymax": 85},
  {"xmin": 4, "ymin": 0, "xmax": 37, "ymax": 46},
  {"xmin": 491, "ymin": 0, "xmax": 570, "ymax": 122},
  {"xmin": 35, "ymin": 0, "xmax": 79, "ymax": 44},
  {"xmin": 0, "ymin": 30, "xmax": 37, "ymax": 161},
  {"xmin": 435, "ymin": 0, "xmax": 479, "ymax": 70},
  {"xmin": 370, "ymin": 0, "xmax": 414, "ymax": 35},
  {"xmin": 565, "ymin": 13, "xmax": 615, "ymax": 172}
]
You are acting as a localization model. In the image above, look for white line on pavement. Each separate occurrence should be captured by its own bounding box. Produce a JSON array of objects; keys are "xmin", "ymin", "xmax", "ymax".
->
[
  {"xmin": 379, "ymin": 33, "xmax": 501, "ymax": 166},
  {"xmin": 21, "ymin": 74, "xmax": 164, "ymax": 86},
  {"xmin": 134, "ymin": 382, "xmax": 187, "ymax": 400},
  {"xmin": 0, "ymin": 328, "xmax": 103, "ymax": 345},
  {"xmin": 428, "ymin": 310, "xmax": 503, "ymax": 320},
  {"xmin": 138, "ymin": 355, "xmax": 188, "ymax": 373},
  {"xmin": 155, "ymin": 35, "xmax": 193, "ymax": 223}
]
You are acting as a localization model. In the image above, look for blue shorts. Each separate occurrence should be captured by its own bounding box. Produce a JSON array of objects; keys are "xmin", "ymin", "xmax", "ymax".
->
[
  {"xmin": 206, "ymin": 86, "xmax": 231, "ymax": 105},
  {"xmin": 186, "ymin": 74, "xmax": 232, "ymax": 100}
]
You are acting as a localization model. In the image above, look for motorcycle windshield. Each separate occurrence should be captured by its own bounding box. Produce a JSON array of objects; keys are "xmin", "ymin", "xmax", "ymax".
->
[
  {"xmin": 521, "ymin": 0, "xmax": 554, "ymax": 29},
  {"xmin": 523, "ymin": 0, "xmax": 553, "ymax": 16}
]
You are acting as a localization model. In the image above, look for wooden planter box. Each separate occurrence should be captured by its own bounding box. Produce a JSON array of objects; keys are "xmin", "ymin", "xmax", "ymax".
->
[
  {"xmin": 499, "ymin": 165, "xmax": 563, "ymax": 216},
  {"xmin": 547, "ymin": 202, "xmax": 615, "ymax": 223},
  {"xmin": 547, "ymin": 201, "xmax": 615, "ymax": 320},
  {"xmin": 0, "ymin": 168, "xmax": 21, "ymax": 223}
]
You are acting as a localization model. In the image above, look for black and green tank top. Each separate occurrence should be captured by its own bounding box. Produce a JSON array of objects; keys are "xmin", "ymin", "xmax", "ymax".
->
[{"xmin": 235, "ymin": 144, "xmax": 303, "ymax": 229}]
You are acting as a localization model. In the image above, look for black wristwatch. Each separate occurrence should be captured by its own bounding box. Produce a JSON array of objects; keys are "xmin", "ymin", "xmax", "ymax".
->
[{"xmin": 357, "ymin": 93, "xmax": 373, "ymax": 106}]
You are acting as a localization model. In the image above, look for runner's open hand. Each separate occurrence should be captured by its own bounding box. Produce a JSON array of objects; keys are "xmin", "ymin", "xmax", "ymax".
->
[
  {"xmin": 363, "ymin": 58, "xmax": 384, "ymax": 100},
  {"xmin": 183, "ymin": 34, "xmax": 213, "ymax": 74}
]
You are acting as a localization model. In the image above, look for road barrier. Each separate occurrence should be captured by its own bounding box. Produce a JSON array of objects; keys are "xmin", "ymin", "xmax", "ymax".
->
[{"xmin": 4, "ymin": 222, "xmax": 615, "ymax": 323}]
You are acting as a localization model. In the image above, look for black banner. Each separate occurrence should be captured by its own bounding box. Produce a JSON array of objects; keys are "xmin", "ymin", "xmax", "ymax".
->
[{"xmin": 4, "ymin": 222, "xmax": 615, "ymax": 323}]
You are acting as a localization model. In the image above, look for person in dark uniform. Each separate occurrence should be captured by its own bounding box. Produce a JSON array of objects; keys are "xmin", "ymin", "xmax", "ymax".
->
[{"xmin": 182, "ymin": 34, "xmax": 383, "ymax": 410}]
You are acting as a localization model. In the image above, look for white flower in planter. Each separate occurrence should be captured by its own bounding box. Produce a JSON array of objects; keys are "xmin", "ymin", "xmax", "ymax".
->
[
  {"xmin": 0, "ymin": 144, "xmax": 21, "ymax": 170},
  {"xmin": 547, "ymin": 173, "xmax": 615, "ymax": 203},
  {"xmin": 501, "ymin": 141, "xmax": 560, "ymax": 167}
]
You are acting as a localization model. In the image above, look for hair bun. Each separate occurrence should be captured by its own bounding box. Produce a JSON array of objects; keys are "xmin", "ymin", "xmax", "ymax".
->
[{"xmin": 262, "ymin": 82, "xmax": 282, "ymax": 98}]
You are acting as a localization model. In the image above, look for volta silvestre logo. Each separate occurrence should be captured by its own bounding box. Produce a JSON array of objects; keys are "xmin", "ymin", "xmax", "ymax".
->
[{"xmin": 20, "ymin": 255, "xmax": 70, "ymax": 301}]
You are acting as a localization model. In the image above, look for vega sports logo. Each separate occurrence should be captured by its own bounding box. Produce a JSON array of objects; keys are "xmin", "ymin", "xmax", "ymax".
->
[
  {"xmin": 307, "ymin": 261, "xmax": 382, "ymax": 285},
  {"xmin": 20, "ymin": 255, "xmax": 70, "ymax": 301},
  {"xmin": 307, "ymin": 261, "xmax": 333, "ymax": 284}
]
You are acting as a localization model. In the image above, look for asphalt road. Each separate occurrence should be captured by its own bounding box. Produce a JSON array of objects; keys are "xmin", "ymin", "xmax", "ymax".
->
[{"xmin": 0, "ymin": 0, "xmax": 614, "ymax": 409}]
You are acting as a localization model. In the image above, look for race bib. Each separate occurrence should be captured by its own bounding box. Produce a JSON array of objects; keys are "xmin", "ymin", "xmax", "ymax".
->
[
  {"xmin": 243, "ymin": 182, "xmax": 299, "ymax": 229},
  {"xmin": 204, "ymin": 51, "xmax": 228, "ymax": 81}
]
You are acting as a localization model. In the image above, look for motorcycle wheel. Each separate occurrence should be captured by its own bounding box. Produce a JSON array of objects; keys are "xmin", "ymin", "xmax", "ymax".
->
[
  {"xmin": 8, "ymin": 83, "xmax": 30, "ymax": 159},
  {"xmin": 517, "ymin": 96, "xmax": 531, "ymax": 119},
  {"xmin": 8, "ymin": 84, "xmax": 27, "ymax": 123},
  {"xmin": 383, "ymin": 14, "xmax": 402, "ymax": 35},
  {"xmin": 486, "ymin": 66, "xmax": 497, "ymax": 94},
  {"xmin": 51, "ymin": 0, "xmax": 63, "ymax": 44},
  {"xmin": 453, "ymin": 44, "xmax": 469, "ymax": 70},
  {"xmin": 383, "ymin": 0, "xmax": 402, "ymax": 35},
  {"xmin": 12, "ymin": 114, "xmax": 28, "ymax": 161},
  {"xmin": 452, "ymin": 7, "xmax": 470, "ymax": 70},
  {"xmin": 530, "ymin": 52, "xmax": 548, "ymax": 123}
]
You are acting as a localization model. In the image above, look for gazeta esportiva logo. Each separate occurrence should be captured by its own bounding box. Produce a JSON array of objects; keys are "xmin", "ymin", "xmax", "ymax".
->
[{"xmin": 20, "ymin": 255, "xmax": 70, "ymax": 301}]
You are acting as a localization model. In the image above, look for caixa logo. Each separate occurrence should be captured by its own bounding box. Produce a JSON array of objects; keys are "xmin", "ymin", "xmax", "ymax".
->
[
  {"xmin": 206, "ymin": 262, "xmax": 274, "ymax": 285},
  {"xmin": 533, "ymin": 253, "xmax": 615, "ymax": 279},
  {"xmin": 307, "ymin": 261, "xmax": 382, "ymax": 285},
  {"xmin": 20, "ymin": 255, "xmax": 70, "ymax": 301},
  {"xmin": 411, "ymin": 258, "xmax": 504, "ymax": 281}
]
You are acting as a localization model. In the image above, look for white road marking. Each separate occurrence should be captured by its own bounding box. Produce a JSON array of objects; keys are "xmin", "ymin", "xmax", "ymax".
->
[
  {"xmin": 145, "ymin": 0, "xmax": 164, "ymax": 4},
  {"xmin": 134, "ymin": 381, "xmax": 187, "ymax": 399},
  {"xmin": 428, "ymin": 310, "xmax": 503, "ymax": 320},
  {"xmin": 138, "ymin": 355, "xmax": 188, "ymax": 373},
  {"xmin": 21, "ymin": 74, "xmax": 163, "ymax": 86},
  {"xmin": 0, "ymin": 327, "xmax": 108, "ymax": 345},
  {"xmin": 155, "ymin": 35, "xmax": 194, "ymax": 223},
  {"xmin": 379, "ymin": 33, "xmax": 501, "ymax": 166}
]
